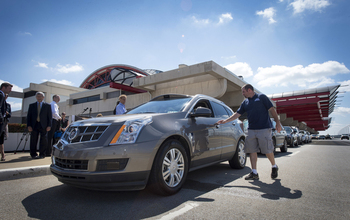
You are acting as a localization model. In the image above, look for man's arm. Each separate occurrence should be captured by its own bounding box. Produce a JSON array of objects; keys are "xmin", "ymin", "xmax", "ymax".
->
[
  {"xmin": 269, "ymin": 107, "xmax": 282, "ymax": 133},
  {"xmin": 216, "ymin": 112, "xmax": 241, "ymax": 125}
]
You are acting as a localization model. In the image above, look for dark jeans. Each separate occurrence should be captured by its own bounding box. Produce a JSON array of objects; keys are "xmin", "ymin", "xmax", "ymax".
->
[
  {"xmin": 47, "ymin": 119, "xmax": 59, "ymax": 155},
  {"xmin": 30, "ymin": 122, "xmax": 48, "ymax": 158}
]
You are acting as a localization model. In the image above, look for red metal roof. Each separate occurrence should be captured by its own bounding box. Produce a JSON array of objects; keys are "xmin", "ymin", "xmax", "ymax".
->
[{"xmin": 268, "ymin": 85, "xmax": 340, "ymax": 132}]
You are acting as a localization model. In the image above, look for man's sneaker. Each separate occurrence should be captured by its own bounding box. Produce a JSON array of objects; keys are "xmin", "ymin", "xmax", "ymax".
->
[
  {"xmin": 245, "ymin": 172, "xmax": 259, "ymax": 180},
  {"xmin": 271, "ymin": 166, "xmax": 279, "ymax": 179}
]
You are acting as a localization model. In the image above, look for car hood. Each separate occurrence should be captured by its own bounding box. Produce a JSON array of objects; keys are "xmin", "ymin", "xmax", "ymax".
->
[{"xmin": 70, "ymin": 113, "xmax": 162, "ymax": 126}]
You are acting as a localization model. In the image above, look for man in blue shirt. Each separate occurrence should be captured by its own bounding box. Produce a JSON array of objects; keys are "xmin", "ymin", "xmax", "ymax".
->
[
  {"xmin": 114, "ymin": 95, "xmax": 127, "ymax": 115},
  {"xmin": 217, "ymin": 84, "xmax": 281, "ymax": 180}
]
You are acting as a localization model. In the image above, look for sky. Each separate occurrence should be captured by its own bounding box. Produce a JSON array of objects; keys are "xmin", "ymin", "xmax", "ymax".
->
[{"xmin": 1, "ymin": 0, "xmax": 350, "ymax": 135}]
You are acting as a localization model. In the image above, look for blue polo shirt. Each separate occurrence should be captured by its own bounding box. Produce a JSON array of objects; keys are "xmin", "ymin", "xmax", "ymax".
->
[{"xmin": 237, "ymin": 93, "xmax": 273, "ymax": 130}]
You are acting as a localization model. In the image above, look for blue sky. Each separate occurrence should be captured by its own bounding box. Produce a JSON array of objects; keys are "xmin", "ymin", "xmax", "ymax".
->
[{"xmin": 1, "ymin": 0, "xmax": 349, "ymax": 134}]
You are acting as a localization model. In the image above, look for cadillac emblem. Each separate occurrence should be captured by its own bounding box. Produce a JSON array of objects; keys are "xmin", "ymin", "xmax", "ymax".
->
[{"xmin": 68, "ymin": 128, "xmax": 79, "ymax": 141}]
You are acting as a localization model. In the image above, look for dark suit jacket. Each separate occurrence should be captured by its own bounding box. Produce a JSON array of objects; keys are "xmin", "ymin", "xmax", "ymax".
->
[
  {"xmin": 0, "ymin": 92, "xmax": 5, "ymax": 133},
  {"xmin": 27, "ymin": 102, "xmax": 52, "ymax": 129}
]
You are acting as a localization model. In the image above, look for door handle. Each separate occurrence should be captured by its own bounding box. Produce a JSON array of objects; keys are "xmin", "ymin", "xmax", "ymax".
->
[
  {"xmin": 232, "ymin": 122, "xmax": 235, "ymax": 126},
  {"xmin": 215, "ymin": 124, "xmax": 220, "ymax": 129}
]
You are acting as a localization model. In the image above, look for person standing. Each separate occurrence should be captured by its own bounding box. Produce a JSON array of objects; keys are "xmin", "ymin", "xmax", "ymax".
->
[
  {"xmin": 217, "ymin": 84, "xmax": 281, "ymax": 180},
  {"xmin": 114, "ymin": 94, "xmax": 127, "ymax": 115},
  {"xmin": 0, "ymin": 82, "xmax": 13, "ymax": 161},
  {"xmin": 59, "ymin": 112, "xmax": 69, "ymax": 133},
  {"xmin": 27, "ymin": 92, "xmax": 52, "ymax": 159},
  {"xmin": 47, "ymin": 95, "xmax": 61, "ymax": 155}
]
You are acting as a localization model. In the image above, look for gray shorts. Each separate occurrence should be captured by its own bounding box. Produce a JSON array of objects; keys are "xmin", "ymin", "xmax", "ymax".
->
[{"xmin": 245, "ymin": 129, "xmax": 274, "ymax": 154}]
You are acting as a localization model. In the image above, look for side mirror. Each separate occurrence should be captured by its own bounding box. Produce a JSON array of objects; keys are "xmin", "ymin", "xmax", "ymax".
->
[{"xmin": 190, "ymin": 107, "xmax": 212, "ymax": 117}]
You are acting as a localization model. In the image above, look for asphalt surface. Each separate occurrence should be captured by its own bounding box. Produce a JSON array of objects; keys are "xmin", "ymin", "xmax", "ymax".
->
[{"xmin": 0, "ymin": 139, "xmax": 349, "ymax": 220}]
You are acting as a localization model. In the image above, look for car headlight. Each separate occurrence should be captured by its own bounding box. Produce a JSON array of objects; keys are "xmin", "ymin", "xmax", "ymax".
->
[{"xmin": 110, "ymin": 116, "xmax": 152, "ymax": 145}]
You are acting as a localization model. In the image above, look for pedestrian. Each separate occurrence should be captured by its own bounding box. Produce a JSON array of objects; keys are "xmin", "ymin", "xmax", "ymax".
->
[
  {"xmin": 217, "ymin": 84, "xmax": 281, "ymax": 180},
  {"xmin": 0, "ymin": 82, "xmax": 13, "ymax": 161},
  {"xmin": 27, "ymin": 92, "xmax": 52, "ymax": 159},
  {"xmin": 113, "ymin": 94, "xmax": 127, "ymax": 115},
  {"xmin": 47, "ymin": 95, "xmax": 61, "ymax": 156},
  {"xmin": 59, "ymin": 112, "xmax": 69, "ymax": 133}
]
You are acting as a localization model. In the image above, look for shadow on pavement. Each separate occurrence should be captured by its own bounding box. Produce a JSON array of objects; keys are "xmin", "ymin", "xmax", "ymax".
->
[
  {"xmin": 228, "ymin": 179, "xmax": 302, "ymax": 200},
  {"xmin": 21, "ymin": 163, "xmax": 250, "ymax": 220}
]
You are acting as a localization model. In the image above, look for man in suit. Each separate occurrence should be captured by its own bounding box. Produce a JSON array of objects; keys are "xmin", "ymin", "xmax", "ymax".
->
[
  {"xmin": 0, "ymin": 82, "xmax": 13, "ymax": 161},
  {"xmin": 27, "ymin": 92, "xmax": 52, "ymax": 159}
]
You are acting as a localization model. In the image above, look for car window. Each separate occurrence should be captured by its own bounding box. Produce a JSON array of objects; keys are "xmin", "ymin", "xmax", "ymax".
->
[
  {"xmin": 211, "ymin": 101, "xmax": 230, "ymax": 118},
  {"xmin": 127, "ymin": 97, "xmax": 192, "ymax": 114},
  {"xmin": 224, "ymin": 106, "xmax": 233, "ymax": 117},
  {"xmin": 191, "ymin": 99, "xmax": 214, "ymax": 117}
]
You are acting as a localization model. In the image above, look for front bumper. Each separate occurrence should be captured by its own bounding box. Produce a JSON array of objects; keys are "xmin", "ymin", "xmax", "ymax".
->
[
  {"xmin": 50, "ymin": 138, "xmax": 160, "ymax": 191},
  {"xmin": 50, "ymin": 165, "xmax": 150, "ymax": 191}
]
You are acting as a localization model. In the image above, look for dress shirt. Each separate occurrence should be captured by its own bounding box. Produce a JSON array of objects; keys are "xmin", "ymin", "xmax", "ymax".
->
[
  {"xmin": 50, "ymin": 101, "xmax": 61, "ymax": 121},
  {"xmin": 115, "ymin": 103, "xmax": 126, "ymax": 115}
]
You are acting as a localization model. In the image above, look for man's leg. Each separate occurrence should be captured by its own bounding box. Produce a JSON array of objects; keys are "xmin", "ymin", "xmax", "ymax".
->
[
  {"xmin": 249, "ymin": 152, "xmax": 258, "ymax": 170},
  {"xmin": 265, "ymin": 152, "xmax": 276, "ymax": 166},
  {"xmin": 30, "ymin": 129, "xmax": 39, "ymax": 158}
]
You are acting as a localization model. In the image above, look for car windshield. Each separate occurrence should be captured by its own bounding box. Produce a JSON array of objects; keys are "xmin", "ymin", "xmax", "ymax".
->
[
  {"xmin": 284, "ymin": 126, "xmax": 292, "ymax": 133},
  {"xmin": 127, "ymin": 97, "xmax": 192, "ymax": 114}
]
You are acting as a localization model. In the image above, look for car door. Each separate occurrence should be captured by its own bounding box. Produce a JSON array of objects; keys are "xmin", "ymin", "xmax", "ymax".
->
[
  {"xmin": 210, "ymin": 101, "xmax": 239, "ymax": 160},
  {"xmin": 184, "ymin": 99, "xmax": 222, "ymax": 167}
]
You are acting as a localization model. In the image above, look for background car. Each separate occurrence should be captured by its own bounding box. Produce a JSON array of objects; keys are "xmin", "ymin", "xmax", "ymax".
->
[
  {"xmin": 292, "ymin": 126, "xmax": 303, "ymax": 145},
  {"xmin": 50, "ymin": 94, "xmax": 247, "ymax": 195},
  {"xmin": 318, "ymin": 135, "xmax": 326, "ymax": 140},
  {"xmin": 341, "ymin": 134, "xmax": 349, "ymax": 140},
  {"xmin": 271, "ymin": 120, "xmax": 288, "ymax": 152},
  {"xmin": 325, "ymin": 134, "xmax": 332, "ymax": 139},
  {"xmin": 284, "ymin": 126, "xmax": 298, "ymax": 147},
  {"xmin": 299, "ymin": 130, "xmax": 308, "ymax": 143},
  {"xmin": 311, "ymin": 134, "xmax": 318, "ymax": 139}
]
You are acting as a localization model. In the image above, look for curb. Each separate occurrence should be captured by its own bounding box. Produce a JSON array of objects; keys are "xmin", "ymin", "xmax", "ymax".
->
[{"xmin": 0, "ymin": 165, "xmax": 51, "ymax": 181}]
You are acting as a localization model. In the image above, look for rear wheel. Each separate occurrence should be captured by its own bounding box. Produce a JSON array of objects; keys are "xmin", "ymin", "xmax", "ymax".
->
[
  {"xmin": 229, "ymin": 139, "xmax": 246, "ymax": 169},
  {"xmin": 148, "ymin": 139, "xmax": 188, "ymax": 196},
  {"xmin": 281, "ymin": 139, "xmax": 288, "ymax": 152}
]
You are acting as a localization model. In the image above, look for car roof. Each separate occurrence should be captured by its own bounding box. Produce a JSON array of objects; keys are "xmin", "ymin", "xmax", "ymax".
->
[{"xmin": 150, "ymin": 94, "xmax": 226, "ymax": 105}]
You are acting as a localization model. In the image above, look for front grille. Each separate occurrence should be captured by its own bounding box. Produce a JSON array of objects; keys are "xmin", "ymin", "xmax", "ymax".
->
[
  {"xmin": 55, "ymin": 157, "xmax": 88, "ymax": 170},
  {"xmin": 62, "ymin": 124, "xmax": 110, "ymax": 144}
]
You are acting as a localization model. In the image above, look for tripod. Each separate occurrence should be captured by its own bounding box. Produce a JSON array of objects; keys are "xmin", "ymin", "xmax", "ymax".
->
[{"xmin": 14, "ymin": 130, "xmax": 30, "ymax": 154}]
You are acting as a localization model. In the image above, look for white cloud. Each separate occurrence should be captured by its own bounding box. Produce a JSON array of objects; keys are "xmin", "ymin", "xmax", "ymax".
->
[
  {"xmin": 256, "ymin": 7, "xmax": 277, "ymax": 24},
  {"xmin": 221, "ymin": 55, "xmax": 237, "ymax": 60},
  {"xmin": 218, "ymin": 13, "xmax": 233, "ymax": 25},
  {"xmin": 334, "ymin": 107, "xmax": 350, "ymax": 115},
  {"xmin": 35, "ymin": 62, "xmax": 49, "ymax": 69},
  {"xmin": 55, "ymin": 62, "xmax": 84, "ymax": 73},
  {"xmin": 225, "ymin": 62, "xmax": 254, "ymax": 78},
  {"xmin": 42, "ymin": 79, "xmax": 74, "ymax": 86},
  {"xmin": 19, "ymin": 31, "xmax": 32, "ymax": 36},
  {"xmin": 191, "ymin": 16, "xmax": 210, "ymax": 26},
  {"xmin": 0, "ymin": 79, "xmax": 23, "ymax": 92},
  {"xmin": 253, "ymin": 61, "xmax": 350, "ymax": 88},
  {"xmin": 7, "ymin": 101, "xmax": 22, "ymax": 111},
  {"xmin": 289, "ymin": 0, "xmax": 331, "ymax": 14},
  {"xmin": 338, "ymin": 80, "xmax": 350, "ymax": 92}
]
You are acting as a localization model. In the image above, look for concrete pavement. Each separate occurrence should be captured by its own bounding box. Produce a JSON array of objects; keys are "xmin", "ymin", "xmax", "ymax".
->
[{"xmin": 0, "ymin": 152, "xmax": 52, "ymax": 181}]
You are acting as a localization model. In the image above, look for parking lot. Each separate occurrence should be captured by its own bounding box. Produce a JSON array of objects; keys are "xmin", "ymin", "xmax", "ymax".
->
[{"xmin": 1, "ymin": 139, "xmax": 349, "ymax": 220}]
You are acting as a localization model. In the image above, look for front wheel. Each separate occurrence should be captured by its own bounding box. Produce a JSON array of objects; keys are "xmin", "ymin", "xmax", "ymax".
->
[
  {"xmin": 229, "ymin": 139, "xmax": 246, "ymax": 169},
  {"xmin": 148, "ymin": 139, "xmax": 188, "ymax": 196}
]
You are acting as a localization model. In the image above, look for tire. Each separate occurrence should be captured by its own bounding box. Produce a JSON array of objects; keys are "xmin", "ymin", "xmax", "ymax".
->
[
  {"xmin": 294, "ymin": 139, "xmax": 298, "ymax": 147},
  {"xmin": 148, "ymin": 139, "xmax": 188, "ymax": 196},
  {"xmin": 281, "ymin": 139, "xmax": 288, "ymax": 152},
  {"xmin": 289, "ymin": 138, "xmax": 294, "ymax": 148},
  {"xmin": 229, "ymin": 139, "xmax": 246, "ymax": 169}
]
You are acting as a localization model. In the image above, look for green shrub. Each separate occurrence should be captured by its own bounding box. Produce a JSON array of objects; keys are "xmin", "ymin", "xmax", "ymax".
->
[{"xmin": 8, "ymin": 123, "xmax": 27, "ymax": 133}]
